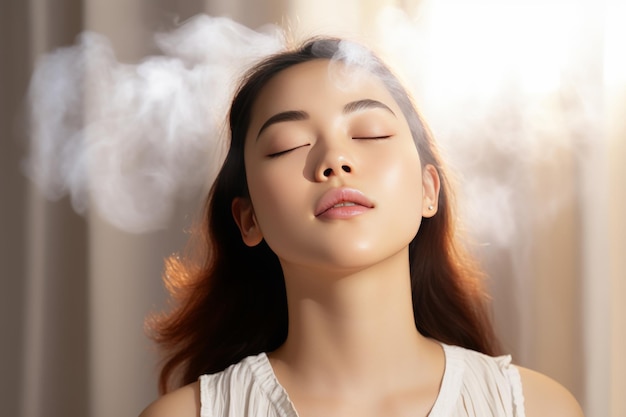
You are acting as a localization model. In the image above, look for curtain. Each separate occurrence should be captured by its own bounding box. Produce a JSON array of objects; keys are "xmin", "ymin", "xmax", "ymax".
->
[{"xmin": 1, "ymin": 1, "xmax": 623, "ymax": 416}]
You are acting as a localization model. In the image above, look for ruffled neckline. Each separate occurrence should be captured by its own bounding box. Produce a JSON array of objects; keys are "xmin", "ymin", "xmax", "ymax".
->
[{"xmin": 248, "ymin": 343, "xmax": 468, "ymax": 417}]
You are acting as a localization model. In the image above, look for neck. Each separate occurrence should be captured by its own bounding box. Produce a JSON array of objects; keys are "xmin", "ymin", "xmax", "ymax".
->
[{"xmin": 269, "ymin": 249, "xmax": 441, "ymax": 395}]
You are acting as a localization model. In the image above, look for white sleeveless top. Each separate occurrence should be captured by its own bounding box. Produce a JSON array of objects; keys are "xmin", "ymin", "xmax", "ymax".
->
[{"xmin": 199, "ymin": 344, "xmax": 525, "ymax": 417}]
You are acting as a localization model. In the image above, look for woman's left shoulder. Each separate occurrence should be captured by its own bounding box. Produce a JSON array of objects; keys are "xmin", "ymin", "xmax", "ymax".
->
[{"xmin": 517, "ymin": 366, "xmax": 584, "ymax": 417}]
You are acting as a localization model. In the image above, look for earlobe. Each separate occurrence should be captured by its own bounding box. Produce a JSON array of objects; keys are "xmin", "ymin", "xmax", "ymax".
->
[
  {"xmin": 232, "ymin": 197, "xmax": 263, "ymax": 247},
  {"xmin": 422, "ymin": 164, "xmax": 441, "ymax": 218}
]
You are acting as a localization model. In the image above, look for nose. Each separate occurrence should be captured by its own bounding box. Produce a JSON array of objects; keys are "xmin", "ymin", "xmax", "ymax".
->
[{"xmin": 312, "ymin": 144, "xmax": 355, "ymax": 181}]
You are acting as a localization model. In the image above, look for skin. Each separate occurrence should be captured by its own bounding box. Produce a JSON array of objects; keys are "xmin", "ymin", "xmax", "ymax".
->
[
  {"xmin": 139, "ymin": 59, "xmax": 584, "ymax": 417},
  {"xmin": 233, "ymin": 59, "xmax": 443, "ymax": 417}
]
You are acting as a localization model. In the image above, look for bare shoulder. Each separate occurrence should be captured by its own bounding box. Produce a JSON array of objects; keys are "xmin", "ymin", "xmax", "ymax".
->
[
  {"xmin": 517, "ymin": 366, "xmax": 584, "ymax": 417},
  {"xmin": 138, "ymin": 381, "xmax": 200, "ymax": 417}
]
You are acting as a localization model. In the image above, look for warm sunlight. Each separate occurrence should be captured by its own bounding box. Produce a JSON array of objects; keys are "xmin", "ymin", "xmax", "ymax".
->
[
  {"xmin": 380, "ymin": 0, "xmax": 589, "ymax": 101},
  {"xmin": 605, "ymin": 0, "xmax": 626, "ymax": 87}
]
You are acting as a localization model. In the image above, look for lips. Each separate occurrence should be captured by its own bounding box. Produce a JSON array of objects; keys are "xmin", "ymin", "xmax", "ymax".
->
[{"xmin": 314, "ymin": 187, "xmax": 374, "ymax": 218}]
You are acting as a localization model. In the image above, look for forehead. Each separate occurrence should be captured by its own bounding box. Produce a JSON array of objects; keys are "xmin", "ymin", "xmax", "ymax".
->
[{"xmin": 249, "ymin": 59, "xmax": 401, "ymax": 125}]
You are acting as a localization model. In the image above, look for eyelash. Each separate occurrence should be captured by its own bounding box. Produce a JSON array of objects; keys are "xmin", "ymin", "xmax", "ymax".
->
[
  {"xmin": 352, "ymin": 135, "xmax": 392, "ymax": 140},
  {"xmin": 267, "ymin": 144, "xmax": 310, "ymax": 158},
  {"xmin": 267, "ymin": 135, "xmax": 391, "ymax": 158}
]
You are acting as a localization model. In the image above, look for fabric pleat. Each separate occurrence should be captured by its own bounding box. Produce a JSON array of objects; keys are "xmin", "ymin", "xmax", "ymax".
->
[{"xmin": 200, "ymin": 344, "xmax": 525, "ymax": 417}]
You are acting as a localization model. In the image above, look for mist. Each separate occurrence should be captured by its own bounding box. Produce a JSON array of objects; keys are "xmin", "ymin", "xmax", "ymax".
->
[
  {"xmin": 25, "ymin": 5, "xmax": 604, "ymax": 248},
  {"xmin": 25, "ymin": 15, "xmax": 283, "ymax": 233},
  {"xmin": 373, "ymin": 3, "xmax": 603, "ymax": 249}
]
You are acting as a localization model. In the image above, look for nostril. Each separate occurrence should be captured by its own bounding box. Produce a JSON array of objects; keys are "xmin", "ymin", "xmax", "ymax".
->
[{"xmin": 323, "ymin": 166, "xmax": 351, "ymax": 177}]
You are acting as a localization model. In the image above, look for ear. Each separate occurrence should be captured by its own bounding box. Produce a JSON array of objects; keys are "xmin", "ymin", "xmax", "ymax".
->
[
  {"xmin": 232, "ymin": 197, "xmax": 263, "ymax": 247},
  {"xmin": 421, "ymin": 164, "xmax": 441, "ymax": 218}
]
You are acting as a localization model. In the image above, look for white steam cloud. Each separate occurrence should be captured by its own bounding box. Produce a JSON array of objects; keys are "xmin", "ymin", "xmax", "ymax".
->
[
  {"xmin": 25, "ymin": 6, "xmax": 604, "ymax": 248},
  {"xmin": 373, "ymin": 4, "xmax": 602, "ymax": 248},
  {"xmin": 323, "ymin": 40, "xmax": 380, "ymax": 91},
  {"xmin": 25, "ymin": 15, "xmax": 283, "ymax": 233}
]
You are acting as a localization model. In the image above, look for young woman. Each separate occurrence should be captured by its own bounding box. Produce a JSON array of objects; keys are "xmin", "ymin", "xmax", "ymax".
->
[{"xmin": 140, "ymin": 37, "xmax": 583, "ymax": 417}]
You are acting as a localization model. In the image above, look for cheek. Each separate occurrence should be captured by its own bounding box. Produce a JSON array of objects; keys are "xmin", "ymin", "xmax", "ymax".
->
[
  {"xmin": 382, "ymin": 157, "xmax": 421, "ymax": 192},
  {"xmin": 375, "ymin": 146, "xmax": 424, "ymax": 231},
  {"xmin": 376, "ymin": 144, "xmax": 423, "ymax": 198},
  {"xmin": 245, "ymin": 160, "xmax": 305, "ymax": 233}
]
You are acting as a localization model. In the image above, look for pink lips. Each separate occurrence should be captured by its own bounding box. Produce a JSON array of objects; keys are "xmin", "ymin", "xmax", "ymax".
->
[{"xmin": 314, "ymin": 187, "xmax": 374, "ymax": 219}]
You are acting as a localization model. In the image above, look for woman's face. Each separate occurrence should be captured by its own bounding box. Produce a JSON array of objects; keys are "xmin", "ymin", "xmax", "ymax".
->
[{"xmin": 233, "ymin": 59, "xmax": 438, "ymax": 273}]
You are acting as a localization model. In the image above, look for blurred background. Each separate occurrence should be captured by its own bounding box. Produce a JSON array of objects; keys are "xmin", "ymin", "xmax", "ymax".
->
[{"xmin": 1, "ymin": 0, "xmax": 624, "ymax": 416}]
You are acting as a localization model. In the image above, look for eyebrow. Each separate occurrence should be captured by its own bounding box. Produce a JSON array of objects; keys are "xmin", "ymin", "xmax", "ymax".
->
[
  {"xmin": 256, "ymin": 99, "xmax": 396, "ymax": 140},
  {"xmin": 257, "ymin": 110, "xmax": 308, "ymax": 139},
  {"xmin": 342, "ymin": 99, "xmax": 396, "ymax": 116}
]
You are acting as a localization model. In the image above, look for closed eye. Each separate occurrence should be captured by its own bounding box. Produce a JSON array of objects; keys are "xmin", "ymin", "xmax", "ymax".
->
[
  {"xmin": 267, "ymin": 144, "xmax": 310, "ymax": 158},
  {"xmin": 352, "ymin": 135, "xmax": 392, "ymax": 140}
]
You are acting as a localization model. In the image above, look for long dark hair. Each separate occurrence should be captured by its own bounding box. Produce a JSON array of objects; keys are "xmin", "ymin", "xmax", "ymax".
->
[{"xmin": 149, "ymin": 37, "xmax": 501, "ymax": 394}]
